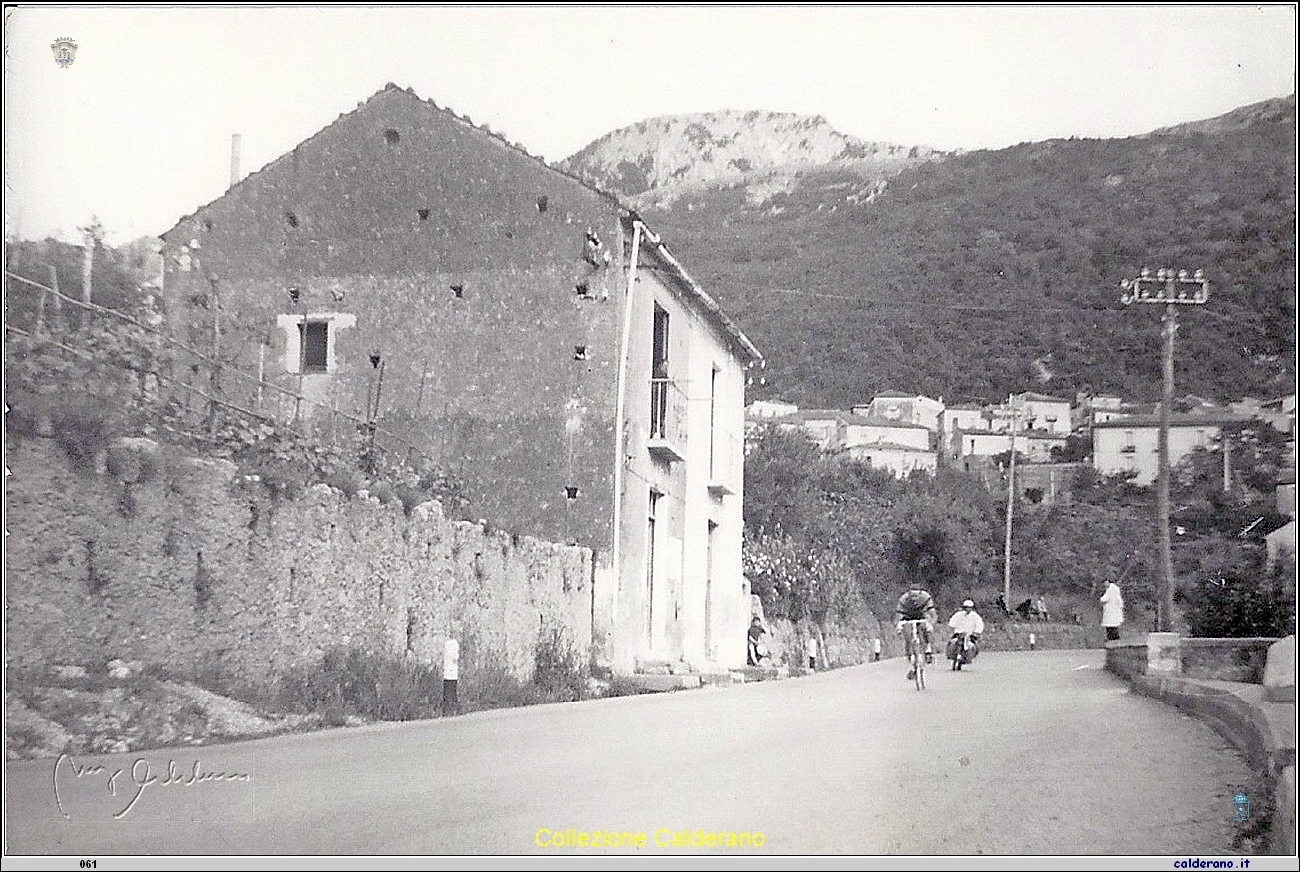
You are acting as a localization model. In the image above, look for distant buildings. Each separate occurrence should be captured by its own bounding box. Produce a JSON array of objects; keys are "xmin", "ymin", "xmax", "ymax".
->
[{"xmin": 748, "ymin": 388, "xmax": 1297, "ymax": 501}]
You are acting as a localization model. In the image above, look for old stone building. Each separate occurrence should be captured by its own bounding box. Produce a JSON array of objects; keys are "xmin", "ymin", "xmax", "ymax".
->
[{"xmin": 159, "ymin": 83, "xmax": 763, "ymax": 674}]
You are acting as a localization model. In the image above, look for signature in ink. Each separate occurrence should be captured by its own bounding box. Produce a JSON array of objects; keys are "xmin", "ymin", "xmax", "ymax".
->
[{"xmin": 53, "ymin": 753, "xmax": 251, "ymax": 820}]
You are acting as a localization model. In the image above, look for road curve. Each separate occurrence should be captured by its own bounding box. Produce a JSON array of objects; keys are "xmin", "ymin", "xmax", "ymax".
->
[{"xmin": 6, "ymin": 649, "xmax": 1255, "ymax": 856}]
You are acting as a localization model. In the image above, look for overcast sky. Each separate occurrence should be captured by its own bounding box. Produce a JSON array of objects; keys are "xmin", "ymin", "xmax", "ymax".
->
[{"xmin": 4, "ymin": 5, "xmax": 1296, "ymax": 243}]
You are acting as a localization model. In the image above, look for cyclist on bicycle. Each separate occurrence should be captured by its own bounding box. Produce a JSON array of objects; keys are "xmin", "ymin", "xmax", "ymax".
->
[{"xmin": 894, "ymin": 584, "xmax": 938, "ymax": 680}]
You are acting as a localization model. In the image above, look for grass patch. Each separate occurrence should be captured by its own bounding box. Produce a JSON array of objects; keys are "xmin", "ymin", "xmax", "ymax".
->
[{"xmin": 274, "ymin": 647, "xmax": 443, "ymax": 723}]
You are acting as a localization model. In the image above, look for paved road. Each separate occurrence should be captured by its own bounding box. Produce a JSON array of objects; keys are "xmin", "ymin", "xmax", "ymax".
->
[{"xmin": 6, "ymin": 649, "xmax": 1255, "ymax": 856}]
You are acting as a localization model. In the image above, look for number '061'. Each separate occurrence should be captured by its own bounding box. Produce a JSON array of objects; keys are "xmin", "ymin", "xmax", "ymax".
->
[{"xmin": 80, "ymin": 862, "xmax": 97, "ymax": 869}]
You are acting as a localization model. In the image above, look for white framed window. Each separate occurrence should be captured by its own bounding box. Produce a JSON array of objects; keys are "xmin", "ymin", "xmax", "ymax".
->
[{"xmin": 277, "ymin": 312, "xmax": 357, "ymax": 374}]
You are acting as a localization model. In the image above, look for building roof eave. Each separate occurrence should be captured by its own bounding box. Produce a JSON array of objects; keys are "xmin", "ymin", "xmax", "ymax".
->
[{"xmin": 634, "ymin": 219, "xmax": 764, "ymax": 365}]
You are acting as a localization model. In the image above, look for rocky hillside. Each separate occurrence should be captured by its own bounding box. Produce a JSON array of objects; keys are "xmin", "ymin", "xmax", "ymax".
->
[
  {"xmin": 562, "ymin": 96, "xmax": 1296, "ymax": 407},
  {"xmin": 559, "ymin": 110, "xmax": 944, "ymax": 206}
]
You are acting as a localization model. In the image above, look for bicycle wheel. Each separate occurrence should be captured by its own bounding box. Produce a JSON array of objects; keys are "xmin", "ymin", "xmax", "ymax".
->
[{"xmin": 912, "ymin": 649, "xmax": 924, "ymax": 691}]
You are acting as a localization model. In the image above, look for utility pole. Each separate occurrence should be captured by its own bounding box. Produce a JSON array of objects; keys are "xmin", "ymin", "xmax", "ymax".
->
[
  {"xmin": 1121, "ymin": 267, "xmax": 1209, "ymax": 632},
  {"xmin": 1003, "ymin": 398, "xmax": 1020, "ymax": 607}
]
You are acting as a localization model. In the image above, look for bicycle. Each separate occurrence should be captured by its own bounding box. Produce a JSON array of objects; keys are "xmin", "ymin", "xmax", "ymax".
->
[{"xmin": 900, "ymin": 619, "xmax": 928, "ymax": 690}]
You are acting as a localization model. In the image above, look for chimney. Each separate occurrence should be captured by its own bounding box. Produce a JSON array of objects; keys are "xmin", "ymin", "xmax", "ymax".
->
[{"xmin": 229, "ymin": 134, "xmax": 241, "ymax": 189}]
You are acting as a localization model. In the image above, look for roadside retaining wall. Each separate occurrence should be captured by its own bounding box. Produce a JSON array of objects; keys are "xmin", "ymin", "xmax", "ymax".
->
[{"xmin": 5, "ymin": 438, "xmax": 595, "ymax": 684}]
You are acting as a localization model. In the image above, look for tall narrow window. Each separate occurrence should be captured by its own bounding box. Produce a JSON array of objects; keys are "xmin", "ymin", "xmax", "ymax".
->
[
  {"xmin": 646, "ymin": 491, "xmax": 660, "ymax": 644},
  {"xmin": 650, "ymin": 304, "xmax": 670, "ymax": 438},
  {"xmin": 299, "ymin": 321, "xmax": 329, "ymax": 373},
  {"xmin": 709, "ymin": 365, "xmax": 720, "ymax": 478}
]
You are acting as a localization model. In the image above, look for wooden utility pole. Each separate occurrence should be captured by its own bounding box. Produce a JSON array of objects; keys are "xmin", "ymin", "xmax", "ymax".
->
[
  {"xmin": 80, "ymin": 232, "xmax": 94, "ymax": 330},
  {"xmin": 1222, "ymin": 435, "xmax": 1231, "ymax": 494},
  {"xmin": 1003, "ymin": 398, "xmax": 1020, "ymax": 607},
  {"xmin": 1121, "ymin": 268, "xmax": 1209, "ymax": 632},
  {"xmin": 1157, "ymin": 306, "xmax": 1176, "ymax": 632}
]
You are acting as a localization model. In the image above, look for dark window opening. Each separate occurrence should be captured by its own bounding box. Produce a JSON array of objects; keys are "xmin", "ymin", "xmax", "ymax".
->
[
  {"xmin": 575, "ymin": 281, "xmax": 590, "ymax": 298},
  {"xmin": 384, "ymin": 129, "xmax": 400, "ymax": 145},
  {"xmin": 650, "ymin": 304, "xmax": 670, "ymax": 437},
  {"xmin": 286, "ymin": 211, "xmax": 299, "ymax": 228},
  {"xmin": 417, "ymin": 209, "xmax": 429, "ymax": 221},
  {"xmin": 299, "ymin": 321, "xmax": 328, "ymax": 373},
  {"xmin": 574, "ymin": 346, "xmax": 587, "ymax": 361},
  {"xmin": 537, "ymin": 196, "xmax": 549, "ymax": 213},
  {"xmin": 565, "ymin": 486, "xmax": 580, "ymax": 500},
  {"xmin": 450, "ymin": 284, "xmax": 464, "ymax": 299}
]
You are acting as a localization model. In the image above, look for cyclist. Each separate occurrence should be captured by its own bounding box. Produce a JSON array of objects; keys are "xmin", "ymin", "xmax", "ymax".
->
[
  {"xmin": 947, "ymin": 598, "xmax": 985, "ymax": 667},
  {"xmin": 894, "ymin": 584, "xmax": 938, "ymax": 680}
]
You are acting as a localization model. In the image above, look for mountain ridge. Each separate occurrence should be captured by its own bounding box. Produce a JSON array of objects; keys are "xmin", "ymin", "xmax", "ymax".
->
[
  {"xmin": 560, "ymin": 109, "xmax": 949, "ymax": 208},
  {"xmin": 561, "ymin": 97, "xmax": 1297, "ymax": 408}
]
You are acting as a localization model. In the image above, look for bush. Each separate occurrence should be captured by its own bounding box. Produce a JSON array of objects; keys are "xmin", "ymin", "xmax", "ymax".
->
[
  {"xmin": 50, "ymin": 395, "xmax": 113, "ymax": 470},
  {"xmin": 533, "ymin": 626, "xmax": 588, "ymax": 701},
  {"xmin": 276, "ymin": 648, "xmax": 443, "ymax": 721},
  {"xmin": 1183, "ymin": 567, "xmax": 1296, "ymax": 638}
]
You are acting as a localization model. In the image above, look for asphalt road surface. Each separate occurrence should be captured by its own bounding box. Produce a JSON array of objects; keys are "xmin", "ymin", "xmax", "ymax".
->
[{"xmin": 6, "ymin": 649, "xmax": 1256, "ymax": 856}]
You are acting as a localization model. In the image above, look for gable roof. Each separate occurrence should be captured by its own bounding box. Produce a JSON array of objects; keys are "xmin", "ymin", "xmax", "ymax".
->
[
  {"xmin": 159, "ymin": 83, "xmax": 761, "ymax": 364},
  {"xmin": 1093, "ymin": 413, "xmax": 1253, "ymax": 428},
  {"xmin": 162, "ymin": 83, "xmax": 625, "ymax": 240},
  {"xmin": 845, "ymin": 413, "xmax": 930, "ymax": 430}
]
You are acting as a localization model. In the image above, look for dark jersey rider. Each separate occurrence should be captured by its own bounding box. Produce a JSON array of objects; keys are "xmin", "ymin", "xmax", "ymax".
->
[{"xmin": 894, "ymin": 585, "xmax": 938, "ymax": 680}]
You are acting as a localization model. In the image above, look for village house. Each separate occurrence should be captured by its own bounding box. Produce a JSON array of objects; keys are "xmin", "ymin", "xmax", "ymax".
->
[
  {"xmin": 956, "ymin": 428, "xmax": 1067, "ymax": 464},
  {"xmin": 1230, "ymin": 394, "xmax": 1297, "ymax": 434},
  {"xmin": 158, "ymin": 84, "xmax": 763, "ymax": 675},
  {"xmin": 1072, "ymin": 393, "xmax": 1123, "ymax": 432},
  {"xmin": 839, "ymin": 412, "xmax": 937, "ymax": 477},
  {"xmin": 851, "ymin": 391, "xmax": 944, "ymax": 431},
  {"xmin": 941, "ymin": 404, "xmax": 988, "ymax": 459},
  {"xmin": 745, "ymin": 399, "xmax": 799, "ymax": 420},
  {"xmin": 767, "ymin": 409, "xmax": 853, "ymax": 451},
  {"xmin": 1092, "ymin": 411, "xmax": 1252, "ymax": 485},
  {"xmin": 1010, "ymin": 392, "xmax": 1073, "ymax": 436}
]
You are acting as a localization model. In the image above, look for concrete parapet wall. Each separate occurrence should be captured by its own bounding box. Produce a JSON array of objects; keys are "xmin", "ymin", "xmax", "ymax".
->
[
  {"xmin": 1182, "ymin": 637, "xmax": 1277, "ymax": 683},
  {"xmin": 1110, "ymin": 634, "xmax": 1297, "ymax": 856}
]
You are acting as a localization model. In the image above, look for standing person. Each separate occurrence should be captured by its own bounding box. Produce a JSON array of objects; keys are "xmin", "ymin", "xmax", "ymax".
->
[
  {"xmin": 947, "ymin": 599, "xmax": 985, "ymax": 668},
  {"xmin": 442, "ymin": 636, "xmax": 460, "ymax": 715},
  {"xmin": 873, "ymin": 638, "xmax": 882, "ymax": 662},
  {"xmin": 1100, "ymin": 581, "xmax": 1125, "ymax": 641},
  {"xmin": 805, "ymin": 634, "xmax": 819, "ymax": 671},
  {"xmin": 747, "ymin": 617, "xmax": 769, "ymax": 666},
  {"xmin": 894, "ymin": 584, "xmax": 938, "ymax": 681}
]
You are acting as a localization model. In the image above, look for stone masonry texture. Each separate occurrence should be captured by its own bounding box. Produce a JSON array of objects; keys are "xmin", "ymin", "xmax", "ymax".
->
[{"xmin": 5, "ymin": 439, "xmax": 593, "ymax": 684}]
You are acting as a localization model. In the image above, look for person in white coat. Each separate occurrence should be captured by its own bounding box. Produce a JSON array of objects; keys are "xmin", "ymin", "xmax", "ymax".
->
[
  {"xmin": 1100, "ymin": 581, "xmax": 1125, "ymax": 641},
  {"xmin": 947, "ymin": 599, "xmax": 985, "ymax": 668}
]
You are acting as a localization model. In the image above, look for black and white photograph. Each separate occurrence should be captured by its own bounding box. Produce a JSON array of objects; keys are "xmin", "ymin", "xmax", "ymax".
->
[{"xmin": 3, "ymin": 5, "xmax": 1297, "ymax": 866}]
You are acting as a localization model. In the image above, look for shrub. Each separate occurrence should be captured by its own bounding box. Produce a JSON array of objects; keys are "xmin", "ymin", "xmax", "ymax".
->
[
  {"xmin": 276, "ymin": 647, "xmax": 443, "ymax": 721},
  {"xmin": 1183, "ymin": 567, "xmax": 1296, "ymax": 638},
  {"xmin": 50, "ymin": 395, "xmax": 113, "ymax": 470},
  {"xmin": 533, "ymin": 626, "xmax": 588, "ymax": 702}
]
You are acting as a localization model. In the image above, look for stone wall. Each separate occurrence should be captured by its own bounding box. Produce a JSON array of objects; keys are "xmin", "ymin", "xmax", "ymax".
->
[
  {"xmin": 760, "ymin": 613, "xmax": 893, "ymax": 669},
  {"xmin": 5, "ymin": 439, "xmax": 595, "ymax": 684},
  {"xmin": 1181, "ymin": 637, "xmax": 1276, "ymax": 683}
]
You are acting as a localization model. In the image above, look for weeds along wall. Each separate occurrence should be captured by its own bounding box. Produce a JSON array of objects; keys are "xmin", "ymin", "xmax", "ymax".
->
[{"xmin": 5, "ymin": 438, "xmax": 595, "ymax": 683}]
